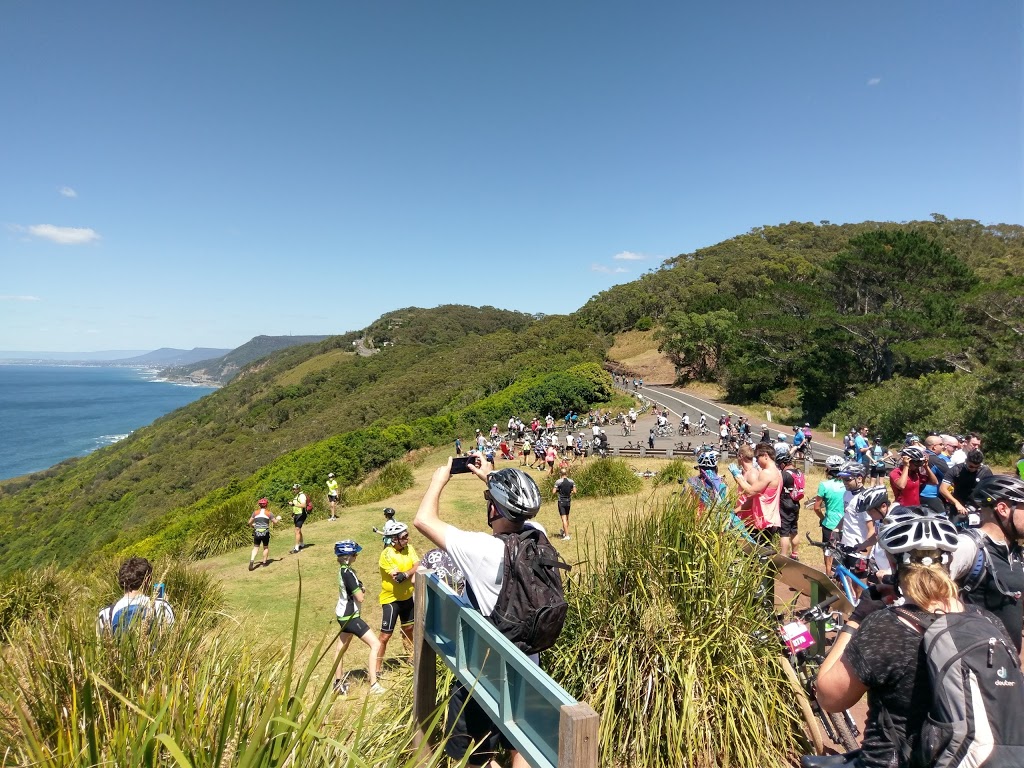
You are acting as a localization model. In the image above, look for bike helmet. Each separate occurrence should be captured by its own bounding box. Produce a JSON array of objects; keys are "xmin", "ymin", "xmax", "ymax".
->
[
  {"xmin": 258, "ymin": 497, "xmax": 269, "ymax": 507},
  {"xmin": 777, "ymin": 433, "xmax": 787, "ymax": 441},
  {"xmin": 292, "ymin": 483, "xmax": 301, "ymax": 489},
  {"xmin": 383, "ymin": 507, "xmax": 396, "ymax": 520},
  {"xmin": 856, "ymin": 486, "xmax": 890, "ymax": 515},
  {"xmin": 334, "ymin": 540, "xmax": 362, "ymax": 557},
  {"xmin": 328, "ymin": 472, "xmax": 335, "ymax": 478},
  {"xmin": 900, "ymin": 446, "xmax": 926, "ymax": 462},
  {"xmin": 486, "ymin": 469, "xmax": 542, "ymax": 522},
  {"xmin": 696, "ymin": 450, "xmax": 720, "ymax": 470},
  {"xmin": 824, "ymin": 455, "xmax": 845, "ymax": 472},
  {"xmin": 422, "ymin": 548, "xmax": 466, "ymax": 595},
  {"xmin": 878, "ymin": 506, "xmax": 959, "ymax": 566},
  {"xmin": 972, "ymin": 475, "xmax": 1024, "ymax": 507},
  {"xmin": 774, "ymin": 446, "xmax": 792, "ymax": 464},
  {"xmin": 382, "ymin": 520, "xmax": 408, "ymax": 538},
  {"xmin": 837, "ymin": 462, "xmax": 866, "ymax": 479}
]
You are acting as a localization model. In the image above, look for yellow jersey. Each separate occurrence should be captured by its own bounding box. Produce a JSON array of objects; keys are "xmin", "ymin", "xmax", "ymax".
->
[{"xmin": 379, "ymin": 544, "xmax": 418, "ymax": 604}]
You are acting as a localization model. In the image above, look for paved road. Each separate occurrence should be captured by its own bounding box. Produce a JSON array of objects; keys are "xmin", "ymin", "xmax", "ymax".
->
[{"xmin": 617, "ymin": 383, "xmax": 848, "ymax": 463}]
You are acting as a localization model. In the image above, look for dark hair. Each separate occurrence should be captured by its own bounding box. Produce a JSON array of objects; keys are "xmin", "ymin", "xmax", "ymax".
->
[
  {"xmin": 966, "ymin": 449, "xmax": 984, "ymax": 466},
  {"xmin": 117, "ymin": 556, "xmax": 153, "ymax": 592},
  {"xmin": 754, "ymin": 443, "xmax": 774, "ymax": 459}
]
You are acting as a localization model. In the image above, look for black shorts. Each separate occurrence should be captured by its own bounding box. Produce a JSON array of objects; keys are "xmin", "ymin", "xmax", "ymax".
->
[
  {"xmin": 752, "ymin": 526, "xmax": 779, "ymax": 548},
  {"xmin": 821, "ymin": 525, "xmax": 837, "ymax": 546},
  {"xmin": 869, "ymin": 465, "xmax": 886, "ymax": 478},
  {"xmin": 557, "ymin": 499, "xmax": 571, "ymax": 517},
  {"xmin": 444, "ymin": 681, "xmax": 513, "ymax": 766},
  {"xmin": 328, "ymin": 493, "xmax": 339, "ymax": 502},
  {"xmin": 381, "ymin": 598, "xmax": 415, "ymax": 634},
  {"xmin": 779, "ymin": 503, "xmax": 799, "ymax": 537},
  {"xmin": 337, "ymin": 616, "xmax": 370, "ymax": 637},
  {"xmin": 292, "ymin": 512, "xmax": 307, "ymax": 528},
  {"xmin": 253, "ymin": 530, "xmax": 270, "ymax": 546}
]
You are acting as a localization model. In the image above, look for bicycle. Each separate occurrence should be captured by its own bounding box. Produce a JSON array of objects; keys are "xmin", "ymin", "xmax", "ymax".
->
[
  {"xmin": 622, "ymin": 440, "xmax": 642, "ymax": 451},
  {"xmin": 629, "ymin": 464, "xmax": 656, "ymax": 479},
  {"xmin": 674, "ymin": 440, "xmax": 693, "ymax": 453},
  {"xmin": 805, "ymin": 535, "xmax": 871, "ymax": 607},
  {"xmin": 776, "ymin": 594, "xmax": 861, "ymax": 753}
]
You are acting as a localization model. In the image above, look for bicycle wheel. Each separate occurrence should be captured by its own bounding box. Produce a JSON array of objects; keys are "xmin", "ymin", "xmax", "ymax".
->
[
  {"xmin": 825, "ymin": 710, "xmax": 859, "ymax": 752},
  {"xmin": 779, "ymin": 656, "xmax": 824, "ymax": 755}
]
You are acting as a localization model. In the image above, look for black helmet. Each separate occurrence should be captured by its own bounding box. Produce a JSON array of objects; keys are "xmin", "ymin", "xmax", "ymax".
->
[
  {"xmin": 973, "ymin": 475, "xmax": 1024, "ymax": 507},
  {"xmin": 486, "ymin": 469, "xmax": 542, "ymax": 522},
  {"xmin": 775, "ymin": 446, "xmax": 792, "ymax": 465},
  {"xmin": 383, "ymin": 507, "xmax": 396, "ymax": 520}
]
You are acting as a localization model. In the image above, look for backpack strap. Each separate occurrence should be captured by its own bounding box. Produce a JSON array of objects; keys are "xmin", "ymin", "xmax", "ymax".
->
[{"xmin": 960, "ymin": 529, "xmax": 1022, "ymax": 602}]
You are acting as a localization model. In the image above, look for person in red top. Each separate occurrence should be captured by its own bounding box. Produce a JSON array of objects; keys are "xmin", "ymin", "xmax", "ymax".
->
[{"xmin": 888, "ymin": 446, "xmax": 937, "ymax": 506}]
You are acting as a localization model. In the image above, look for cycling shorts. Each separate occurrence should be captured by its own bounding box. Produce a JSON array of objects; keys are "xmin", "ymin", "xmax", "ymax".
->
[
  {"xmin": 328, "ymin": 493, "xmax": 339, "ymax": 502},
  {"xmin": 869, "ymin": 465, "xmax": 887, "ymax": 478},
  {"xmin": 337, "ymin": 615, "xmax": 370, "ymax": 637},
  {"xmin": 557, "ymin": 499, "xmax": 571, "ymax": 516},
  {"xmin": 292, "ymin": 512, "xmax": 307, "ymax": 528},
  {"xmin": 842, "ymin": 552, "xmax": 871, "ymax": 578},
  {"xmin": 779, "ymin": 503, "xmax": 799, "ymax": 537},
  {"xmin": 253, "ymin": 529, "xmax": 270, "ymax": 546},
  {"xmin": 821, "ymin": 525, "xmax": 838, "ymax": 547},
  {"xmin": 381, "ymin": 598, "xmax": 415, "ymax": 634}
]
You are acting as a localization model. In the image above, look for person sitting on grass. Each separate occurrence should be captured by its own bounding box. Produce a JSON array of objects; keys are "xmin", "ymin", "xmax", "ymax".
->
[
  {"xmin": 331, "ymin": 540, "xmax": 385, "ymax": 696},
  {"xmin": 248, "ymin": 497, "xmax": 281, "ymax": 571}
]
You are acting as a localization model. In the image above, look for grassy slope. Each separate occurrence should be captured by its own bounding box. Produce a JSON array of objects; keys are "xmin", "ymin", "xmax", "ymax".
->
[
  {"xmin": 201, "ymin": 445, "xmax": 833, "ymax": 684},
  {"xmin": 606, "ymin": 330, "xmax": 676, "ymax": 384}
]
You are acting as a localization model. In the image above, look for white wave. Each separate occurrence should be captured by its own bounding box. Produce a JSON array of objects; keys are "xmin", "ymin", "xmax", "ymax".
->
[{"xmin": 95, "ymin": 433, "xmax": 131, "ymax": 447}]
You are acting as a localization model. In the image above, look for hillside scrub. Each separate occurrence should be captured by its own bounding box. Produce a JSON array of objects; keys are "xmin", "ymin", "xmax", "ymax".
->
[{"xmin": 551, "ymin": 495, "xmax": 802, "ymax": 768}]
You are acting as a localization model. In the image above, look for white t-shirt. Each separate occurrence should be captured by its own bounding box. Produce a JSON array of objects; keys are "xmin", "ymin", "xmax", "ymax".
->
[
  {"xmin": 949, "ymin": 449, "xmax": 967, "ymax": 466},
  {"xmin": 444, "ymin": 522, "xmax": 545, "ymax": 617},
  {"xmin": 840, "ymin": 490, "xmax": 869, "ymax": 549}
]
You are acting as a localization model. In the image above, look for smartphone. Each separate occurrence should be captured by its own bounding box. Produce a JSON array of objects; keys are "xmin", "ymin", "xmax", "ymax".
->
[{"xmin": 450, "ymin": 456, "xmax": 476, "ymax": 475}]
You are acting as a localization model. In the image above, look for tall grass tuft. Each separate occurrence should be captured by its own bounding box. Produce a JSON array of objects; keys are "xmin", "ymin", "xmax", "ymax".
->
[
  {"xmin": 570, "ymin": 458, "xmax": 644, "ymax": 497},
  {"xmin": 0, "ymin": 570, "xmax": 464, "ymax": 768},
  {"xmin": 0, "ymin": 565, "xmax": 78, "ymax": 640},
  {"xmin": 187, "ymin": 496, "xmax": 255, "ymax": 559},
  {"xmin": 652, "ymin": 458, "xmax": 693, "ymax": 487},
  {"xmin": 550, "ymin": 493, "xmax": 802, "ymax": 768},
  {"xmin": 341, "ymin": 460, "xmax": 415, "ymax": 506}
]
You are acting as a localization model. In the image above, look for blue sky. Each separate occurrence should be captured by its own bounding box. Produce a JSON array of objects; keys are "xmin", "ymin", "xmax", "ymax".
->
[{"xmin": 2, "ymin": 1, "xmax": 1021, "ymax": 353}]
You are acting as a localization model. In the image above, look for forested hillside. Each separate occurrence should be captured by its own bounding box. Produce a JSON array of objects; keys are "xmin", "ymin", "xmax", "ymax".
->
[
  {"xmin": 159, "ymin": 334, "xmax": 332, "ymax": 384},
  {"xmin": 579, "ymin": 216, "xmax": 1024, "ymax": 450},
  {"xmin": 0, "ymin": 307, "xmax": 609, "ymax": 575}
]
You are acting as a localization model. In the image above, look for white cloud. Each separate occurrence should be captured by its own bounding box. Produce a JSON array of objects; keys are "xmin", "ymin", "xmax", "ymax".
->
[
  {"xmin": 867, "ymin": 77, "xmax": 881, "ymax": 86},
  {"xmin": 0, "ymin": 295, "xmax": 41, "ymax": 302},
  {"xmin": 25, "ymin": 224, "xmax": 101, "ymax": 245},
  {"xmin": 592, "ymin": 264, "xmax": 628, "ymax": 274},
  {"xmin": 613, "ymin": 251, "xmax": 646, "ymax": 261},
  {"xmin": 59, "ymin": 186, "xmax": 78, "ymax": 198}
]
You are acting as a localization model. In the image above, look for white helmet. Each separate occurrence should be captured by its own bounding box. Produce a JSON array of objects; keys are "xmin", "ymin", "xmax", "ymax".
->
[
  {"xmin": 824, "ymin": 455, "xmax": 845, "ymax": 472},
  {"xmin": 382, "ymin": 520, "xmax": 408, "ymax": 539},
  {"xmin": 878, "ymin": 506, "xmax": 959, "ymax": 566}
]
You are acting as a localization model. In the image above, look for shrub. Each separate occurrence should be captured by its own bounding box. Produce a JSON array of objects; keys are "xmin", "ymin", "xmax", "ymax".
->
[
  {"xmin": 573, "ymin": 459, "xmax": 643, "ymax": 497},
  {"xmin": 549, "ymin": 494, "xmax": 802, "ymax": 768},
  {"xmin": 341, "ymin": 460, "xmax": 416, "ymax": 506},
  {"xmin": 186, "ymin": 495, "xmax": 254, "ymax": 560},
  {"xmin": 652, "ymin": 458, "xmax": 693, "ymax": 487},
  {"xmin": 0, "ymin": 565, "xmax": 78, "ymax": 641}
]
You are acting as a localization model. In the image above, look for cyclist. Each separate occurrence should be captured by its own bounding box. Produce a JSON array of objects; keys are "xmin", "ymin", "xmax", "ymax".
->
[
  {"xmin": 888, "ymin": 446, "xmax": 936, "ymax": 507},
  {"xmin": 948, "ymin": 475, "xmax": 1024, "ymax": 651},
  {"xmin": 286, "ymin": 483, "xmax": 308, "ymax": 554},
  {"xmin": 776, "ymin": 447, "xmax": 801, "ymax": 560},
  {"xmin": 772, "ymin": 432, "xmax": 789, "ymax": 456},
  {"xmin": 920, "ymin": 434, "xmax": 949, "ymax": 514},
  {"xmin": 939, "ymin": 449, "xmax": 993, "ymax": 518},
  {"xmin": 816, "ymin": 508, "xmax": 964, "ymax": 768},
  {"xmin": 791, "ymin": 426, "xmax": 805, "ymax": 457},
  {"xmin": 326, "ymin": 472, "xmax": 340, "ymax": 521},
  {"xmin": 680, "ymin": 412, "xmax": 691, "ymax": 435},
  {"xmin": 552, "ymin": 467, "xmax": 576, "ymax": 540},
  {"xmin": 689, "ymin": 449, "xmax": 729, "ymax": 513},
  {"xmin": 813, "ymin": 456, "xmax": 848, "ymax": 573},
  {"xmin": 868, "ymin": 436, "xmax": 889, "ymax": 488},
  {"xmin": 248, "ymin": 497, "xmax": 281, "ymax": 571},
  {"xmin": 377, "ymin": 520, "xmax": 420, "ymax": 675},
  {"xmin": 801, "ymin": 423, "xmax": 813, "ymax": 453},
  {"xmin": 331, "ymin": 540, "xmax": 384, "ymax": 695},
  {"xmin": 848, "ymin": 485, "xmax": 893, "ymax": 577},
  {"xmin": 837, "ymin": 462, "xmax": 870, "ymax": 596},
  {"xmin": 698, "ymin": 413, "xmax": 707, "ymax": 434}
]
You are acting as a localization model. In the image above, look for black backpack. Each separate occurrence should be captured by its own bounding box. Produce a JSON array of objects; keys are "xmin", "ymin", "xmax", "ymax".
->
[
  {"xmin": 477, "ymin": 528, "xmax": 571, "ymax": 655},
  {"xmin": 959, "ymin": 528, "xmax": 1023, "ymax": 603},
  {"xmin": 884, "ymin": 606, "xmax": 1024, "ymax": 768}
]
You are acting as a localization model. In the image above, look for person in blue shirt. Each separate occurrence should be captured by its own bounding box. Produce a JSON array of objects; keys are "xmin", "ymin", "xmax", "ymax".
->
[
  {"xmin": 920, "ymin": 434, "xmax": 949, "ymax": 514},
  {"xmin": 853, "ymin": 426, "xmax": 871, "ymax": 470}
]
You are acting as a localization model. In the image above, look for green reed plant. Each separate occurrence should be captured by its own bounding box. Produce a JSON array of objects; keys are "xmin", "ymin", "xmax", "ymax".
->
[
  {"xmin": 550, "ymin": 493, "xmax": 802, "ymax": 768},
  {"xmin": 341, "ymin": 460, "xmax": 415, "ymax": 506},
  {"xmin": 186, "ymin": 496, "xmax": 255, "ymax": 560},
  {"xmin": 651, "ymin": 458, "xmax": 693, "ymax": 487},
  {"xmin": 0, "ymin": 565, "xmax": 78, "ymax": 640},
  {"xmin": 572, "ymin": 458, "xmax": 643, "ymax": 497},
  {"xmin": 0, "ymin": 568, "xmax": 463, "ymax": 768}
]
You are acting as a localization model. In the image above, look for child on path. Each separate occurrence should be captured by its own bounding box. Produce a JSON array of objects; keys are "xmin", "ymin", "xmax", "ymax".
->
[
  {"xmin": 248, "ymin": 497, "xmax": 281, "ymax": 571},
  {"xmin": 332, "ymin": 540, "xmax": 385, "ymax": 695}
]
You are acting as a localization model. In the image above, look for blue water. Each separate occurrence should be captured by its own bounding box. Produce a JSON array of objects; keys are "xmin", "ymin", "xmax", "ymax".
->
[{"xmin": 0, "ymin": 365, "xmax": 215, "ymax": 481}]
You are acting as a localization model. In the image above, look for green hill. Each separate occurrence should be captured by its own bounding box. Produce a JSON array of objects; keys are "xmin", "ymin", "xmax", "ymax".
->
[
  {"xmin": 0, "ymin": 306, "xmax": 611, "ymax": 576},
  {"xmin": 159, "ymin": 334, "xmax": 333, "ymax": 384}
]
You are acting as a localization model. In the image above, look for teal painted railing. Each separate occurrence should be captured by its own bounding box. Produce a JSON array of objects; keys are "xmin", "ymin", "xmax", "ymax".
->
[{"xmin": 412, "ymin": 571, "xmax": 599, "ymax": 768}]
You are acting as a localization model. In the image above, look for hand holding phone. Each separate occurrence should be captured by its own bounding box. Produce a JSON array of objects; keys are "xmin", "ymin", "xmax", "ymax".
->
[{"xmin": 450, "ymin": 456, "xmax": 477, "ymax": 475}]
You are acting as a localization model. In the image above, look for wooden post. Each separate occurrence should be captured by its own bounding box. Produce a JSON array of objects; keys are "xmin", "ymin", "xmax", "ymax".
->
[
  {"xmin": 412, "ymin": 572, "xmax": 437, "ymax": 750},
  {"xmin": 559, "ymin": 702, "xmax": 600, "ymax": 768}
]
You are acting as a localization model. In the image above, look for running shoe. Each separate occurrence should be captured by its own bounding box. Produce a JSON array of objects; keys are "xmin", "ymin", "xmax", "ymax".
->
[
  {"xmin": 248, "ymin": 561, "xmax": 256, "ymax": 571},
  {"xmin": 369, "ymin": 682, "xmax": 387, "ymax": 695},
  {"xmin": 332, "ymin": 680, "xmax": 348, "ymax": 695}
]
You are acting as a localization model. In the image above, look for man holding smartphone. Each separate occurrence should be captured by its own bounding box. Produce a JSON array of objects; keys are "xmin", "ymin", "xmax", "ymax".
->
[{"xmin": 414, "ymin": 457, "xmax": 553, "ymax": 768}]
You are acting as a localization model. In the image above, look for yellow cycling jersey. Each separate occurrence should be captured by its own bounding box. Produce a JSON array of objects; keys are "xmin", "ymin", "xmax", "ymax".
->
[{"xmin": 379, "ymin": 544, "xmax": 418, "ymax": 604}]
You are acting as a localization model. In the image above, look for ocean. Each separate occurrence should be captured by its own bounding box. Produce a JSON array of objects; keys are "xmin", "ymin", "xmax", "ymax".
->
[{"xmin": 0, "ymin": 365, "xmax": 216, "ymax": 481}]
